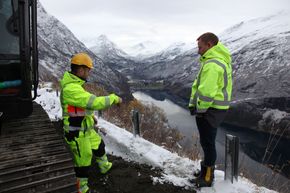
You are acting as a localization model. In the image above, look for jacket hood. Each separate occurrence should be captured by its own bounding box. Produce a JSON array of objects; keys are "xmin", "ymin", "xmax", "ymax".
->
[
  {"xmin": 60, "ymin": 71, "xmax": 85, "ymax": 88},
  {"xmin": 200, "ymin": 42, "xmax": 231, "ymax": 65}
]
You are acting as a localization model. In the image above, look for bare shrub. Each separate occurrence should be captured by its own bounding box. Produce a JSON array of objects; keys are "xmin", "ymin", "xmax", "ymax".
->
[
  {"xmin": 178, "ymin": 133, "xmax": 201, "ymax": 161},
  {"xmin": 84, "ymin": 83, "xmax": 108, "ymax": 96},
  {"xmin": 239, "ymin": 159, "xmax": 290, "ymax": 193},
  {"xmin": 51, "ymin": 79, "xmax": 60, "ymax": 90},
  {"xmin": 103, "ymin": 99, "xmax": 184, "ymax": 152}
]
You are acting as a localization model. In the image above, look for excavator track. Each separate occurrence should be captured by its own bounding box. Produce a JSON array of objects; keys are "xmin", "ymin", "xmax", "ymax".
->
[{"xmin": 0, "ymin": 103, "xmax": 77, "ymax": 193}]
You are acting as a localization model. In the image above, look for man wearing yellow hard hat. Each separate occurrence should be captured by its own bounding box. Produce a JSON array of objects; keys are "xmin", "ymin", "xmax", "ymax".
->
[{"xmin": 60, "ymin": 53, "xmax": 122, "ymax": 193}]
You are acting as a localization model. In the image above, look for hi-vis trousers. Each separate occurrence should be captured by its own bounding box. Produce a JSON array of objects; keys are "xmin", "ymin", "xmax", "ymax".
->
[{"xmin": 65, "ymin": 129, "xmax": 106, "ymax": 177}]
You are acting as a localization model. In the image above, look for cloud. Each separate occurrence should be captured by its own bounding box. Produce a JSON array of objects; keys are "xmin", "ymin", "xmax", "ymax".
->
[{"xmin": 39, "ymin": 0, "xmax": 290, "ymax": 49}]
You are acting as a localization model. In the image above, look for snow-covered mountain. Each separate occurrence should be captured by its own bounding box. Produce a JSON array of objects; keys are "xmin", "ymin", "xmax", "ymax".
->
[
  {"xmin": 220, "ymin": 11, "xmax": 290, "ymax": 100},
  {"xmin": 127, "ymin": 11, "xmax": 290, "ymax": 138},
  {"xmin": 37, "ymin": 1, "xmax": 130, "ymax": 95},
  {"xmin": 123, "ymin": 41, "xmax": 164, "ymax": 58},
  {"xmin": 138, "ymin": 42, "xmax": 194, "ymax": 64},
  {"xmin": 89, "ymin": 35, "xmax": 136, "ymax": 71},
  {"xmin": 130, "ymin": 44, "xmax": 198, "ymax": 90},
  {"xmin": 89, "ymin": 35, "xmax": 128, "ymax": 59},
  {"xmin": 132, "ymin": 11, "xmax": 290, "ymax": 99}
]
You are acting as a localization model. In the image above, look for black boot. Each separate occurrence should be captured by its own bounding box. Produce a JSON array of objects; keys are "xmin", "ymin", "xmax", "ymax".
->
[{"xmin": 195, "ymin": 163, "xmax": 214, "ymax": 187}]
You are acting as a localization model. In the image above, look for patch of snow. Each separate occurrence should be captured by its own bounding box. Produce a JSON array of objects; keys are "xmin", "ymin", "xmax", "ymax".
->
[
  {"xmin": 123, "ymin": 41, "xmax": 165, "ymax": 57},
  {"xmin": 262, "ymin": 109, "xmax": 288, "ymax": 123},
  {"xmin": 35, "ymin": 83, "xmax": 62, "ymax": 121},
  {"xmin": 220, "ymin": 11, "xmax": 290, "ymax": 53}
]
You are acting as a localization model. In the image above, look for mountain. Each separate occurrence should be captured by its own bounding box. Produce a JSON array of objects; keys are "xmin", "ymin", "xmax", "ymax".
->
[
  {"xmin": 139, "ymin": 42, "xmax": 193, "ymax": 63},
  {"xmin": 129, "ymin": 11, "xmax": 290, "ymax": 137},
  {"xmin": 131, "ymin": 42, "xmax": 195, "ymax": 81},
  {"xmin": 128, "ymin": 45, "xmax": 198, "ymax": 97},
  {"xmin": 132, "ymin": 11, "xmax": 290, "ymax": 99},
  {"xmin": 89, "ymin": 35, "xmax": 136, "ymax": 72},
  {"xmin": 37, "ymin": 1, "xmax": 130, "ymax": 97},
  {"xmin": 220, "ymin": 11, "xmax": 290, "ymax": 100},
  {"xmin": 89, "ymin": 35, "xmax": 128, "ymax": 60},
  {"xmin": 123, "ymin": 41, "xmax": 164, "ymax": 58}
]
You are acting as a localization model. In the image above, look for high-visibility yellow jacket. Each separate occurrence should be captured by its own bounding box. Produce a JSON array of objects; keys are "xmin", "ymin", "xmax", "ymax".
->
[
  {"xmin": 189, "ymin": 42, "xmax": 232, "ymax": 113},
  {"xmin": 60, "ymin": 71, "xmax": 120, "ymax": 133}
]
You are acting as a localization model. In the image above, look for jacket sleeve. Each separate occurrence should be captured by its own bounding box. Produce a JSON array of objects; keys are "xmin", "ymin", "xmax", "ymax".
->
[
  {"xmin": 63, "ymin": 84, "xmax": 120, "ymax": 110},
  {"xmin": 196, "ymin": 62, "xmax": 223, "ymax": 112},
  {"xmin": 189, "ymin": 79, "xmax": 198, "ymax": 108}
]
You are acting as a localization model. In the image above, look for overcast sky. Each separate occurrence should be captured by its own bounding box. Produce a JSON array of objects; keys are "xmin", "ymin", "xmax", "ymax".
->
[{"xmin": 39, "ymin": 0, "xmax": 289, "ymax": 50}]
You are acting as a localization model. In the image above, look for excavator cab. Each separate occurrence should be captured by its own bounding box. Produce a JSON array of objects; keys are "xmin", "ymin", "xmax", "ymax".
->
[{"xmin": 0, "ymin": 0, "xmax": 38, "ymax": 120}]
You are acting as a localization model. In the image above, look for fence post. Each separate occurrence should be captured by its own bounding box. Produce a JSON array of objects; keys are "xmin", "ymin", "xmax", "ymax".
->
[
  {"xmin": 98, "ymin": 110, "xmax": 103, "ymax": 118},
  {"xmin": 225, "ymin": 134, "xmax": 239, "ymax": 183},
  {"xmin": 131, "ymin": 109, "xmax": 140, "ymax": 137}
]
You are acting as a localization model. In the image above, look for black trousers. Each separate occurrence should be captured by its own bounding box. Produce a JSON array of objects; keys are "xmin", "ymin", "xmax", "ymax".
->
[{"xmin": 196, "ymin": 115, "xmax": 217, "ymax": 166}]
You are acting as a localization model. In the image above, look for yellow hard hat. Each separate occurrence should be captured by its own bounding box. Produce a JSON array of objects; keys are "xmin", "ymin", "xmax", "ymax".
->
[{"xmin": 71, "ymin": 53, "xmax": 93, "ymax": 69}]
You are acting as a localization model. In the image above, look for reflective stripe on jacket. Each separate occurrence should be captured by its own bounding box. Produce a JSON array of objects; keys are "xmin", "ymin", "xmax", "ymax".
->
[
  {"xmin": 189, "ymin": 42, "xmax": 232, "ymax": 113},
  {"xmin": 60, "ymin": 71, "xmax": 120, "ymax": 132}
]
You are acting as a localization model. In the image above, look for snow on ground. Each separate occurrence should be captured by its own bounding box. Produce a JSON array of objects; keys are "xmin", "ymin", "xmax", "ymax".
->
[
  {"xmin": 262, "ymin": 109, "xmax": 288, "ymax": 124},
  {"xmin": 35, "ymin": 84, "xmax": 277, "ymax": 193},
  {"xmin": 99, "ymin": 119, "xmax": 276, "ymax": 193},
  {"xmin": 35, "ymin": 83, "xmax": 62, "ymax": 121}
]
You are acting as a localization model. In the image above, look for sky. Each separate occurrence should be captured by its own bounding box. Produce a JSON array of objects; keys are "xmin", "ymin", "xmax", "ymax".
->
[{"xmin": 39, "ymin": 0, "xmax": 290, "ymax": 50}]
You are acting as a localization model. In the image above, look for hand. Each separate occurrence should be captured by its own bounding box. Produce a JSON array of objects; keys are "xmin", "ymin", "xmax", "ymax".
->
[
  {"xmin": 188, "ymin": 106, "xmax": 196, "ymax": 116},
  {"xmin": 109, "ymin": 94, "xmax": 122, "ymax": 105},
  {"xmin": 116, "ymin": 97, "xmax": 122, "ymax": 106},
  {"xmin": 118, "ymin": 97, "xmax": 122, "ymax": 104}
]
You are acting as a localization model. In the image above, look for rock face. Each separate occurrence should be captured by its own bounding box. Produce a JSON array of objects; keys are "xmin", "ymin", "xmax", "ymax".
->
[
  {"xmin": 219, "ymin": 12, "xmax": 290, "ymax": 100},
  {"xmin": 37, "ymin": 1, "xmax": 130, "ymax": 97},
  {"xmin": 225, "ymin": 98, "xmax": 290, "ymax": 139}
]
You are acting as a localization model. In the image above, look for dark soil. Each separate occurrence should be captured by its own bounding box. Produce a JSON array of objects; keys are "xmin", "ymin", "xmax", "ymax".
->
[{"xmin": 89, "ymin": 155, "xmax": 196, "ymax": 193}]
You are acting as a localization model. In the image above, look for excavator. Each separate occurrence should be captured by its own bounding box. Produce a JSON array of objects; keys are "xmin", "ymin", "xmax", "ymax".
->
[{"xmin": 0, "ymin": 0, "xmax": 76, "ymax": 192}]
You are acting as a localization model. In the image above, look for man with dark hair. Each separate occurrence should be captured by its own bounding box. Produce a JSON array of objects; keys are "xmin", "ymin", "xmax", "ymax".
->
[
  {"xmin": 60, "ymin": 53, "xmax": 122, "ymax": 193},
  {"xmin": 189, "ymin": 32, "xmax": 232, "ymax": 187}
]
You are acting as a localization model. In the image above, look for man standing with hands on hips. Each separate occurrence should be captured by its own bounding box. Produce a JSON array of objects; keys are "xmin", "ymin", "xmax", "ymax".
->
[{"xmin": 188, "ymin": 32, "xmax": 232, "ymax": 187}]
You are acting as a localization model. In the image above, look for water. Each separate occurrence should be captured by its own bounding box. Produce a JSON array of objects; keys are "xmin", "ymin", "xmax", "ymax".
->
[
  {"xmin": 132, "ymin": 91, "xmax": 197, "ymax": 147},
  {"xmin": 133, "ymin": 91, "xmax": 290, "ymax": 192}
]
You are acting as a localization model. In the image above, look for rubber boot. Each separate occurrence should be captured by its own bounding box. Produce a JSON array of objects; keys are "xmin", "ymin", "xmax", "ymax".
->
[
  {"xmin": 191, "ymin": 161, "xmax": 215, "ymax": 179},
  {"xmin": 195, "ymin": 163, "xmax": 215, "ymax": 187},
  {"xmin": 96, "ymin": 154, "xmax": 112, "ymax": 174},
  {"xmin": 76, "ymin": 177, "xmax": 90, "ymax": 193}
]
